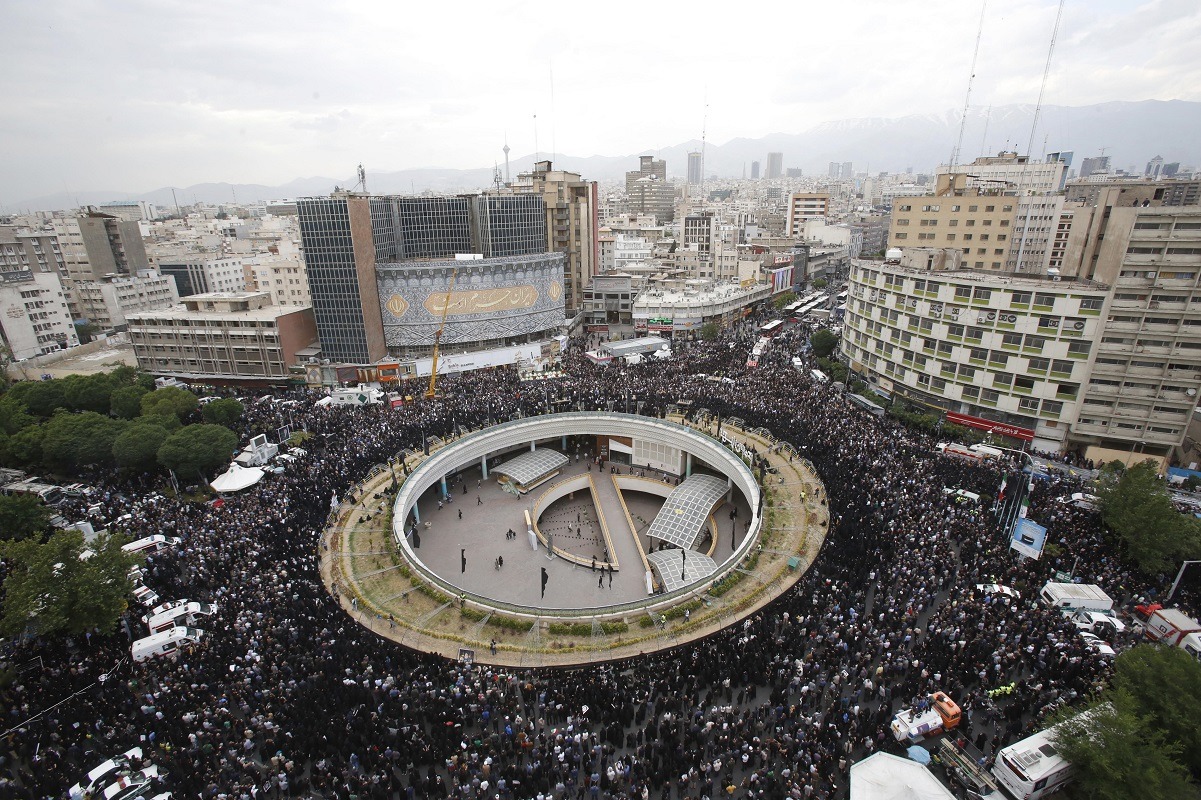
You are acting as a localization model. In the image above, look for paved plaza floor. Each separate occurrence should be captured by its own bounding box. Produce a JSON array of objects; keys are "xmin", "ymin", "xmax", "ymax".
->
[{"xmin": 405, "ymin": 455, "xmax": 751, "ymax": 609}]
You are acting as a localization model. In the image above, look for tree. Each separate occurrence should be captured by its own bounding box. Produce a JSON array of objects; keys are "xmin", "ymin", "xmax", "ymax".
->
[
  {"xmin": 0, "ymin": 530, "xmax": 141, "ymax": 637},
  {"xmin": 73, "ymin": 321, "xmax": 99, "ymax": 344},
  {"xmin": 140, "ymin": 386, "xmax": 199, "ymax": 421},
  {"xmin": 1111, "ymin": 645, "xmax": 1201, "ymax": 776},
  {"xmin": 62, "ymin": 373, "xmax": 115, "ymax": 414},
  {"xmin": 6, "ymin": 424, "xmax": 45, "ymax": 466},
  {"xmin": 1052, "ymin": 700, "xmax": 1197, "ymax": 800},
  {"xmin": 112, "ymin": 420, "xmax": 173, "ymax": 473},
  {"xmin": 810, "ymin": 329, "xmax": 840, "ymax": 360},
  {"xmin": 0, "ymin": 494, "xmax": 52, "ymax": 542},
  {"xmin": 9, "ymin": 380, "xmax": 68, "ymax": 417},
  {"xmin": 1097, "ymin": 461, "xmax": 1201, "ymax": 573},
  {"xmin": 812, "ymin": 278, "xmax": 828, "ymax": 289},
  {"xmin": 39, "ymin": 412, "xmax": 126, "ymax": 471},
  {"xmin": 699, "ymin": 322, "xmax": 720, "ymax": 342},
  {"xmin": 200, "ymin": 397, "xmax": 245, "ymax": 428},
  {"xmin": 157, "ymin": 424, "xmax": 238, "ymax": 481},
  {"xmin": 772, "ymin": 291, "xmax": 797, "ymax": 310},
  {"xmin": 0, "ymin": 394, "xmax": 38, "ymax": 434},
  {"xmin": 109, "ymin": 384, "xmax": 149, "ymax": 419}
]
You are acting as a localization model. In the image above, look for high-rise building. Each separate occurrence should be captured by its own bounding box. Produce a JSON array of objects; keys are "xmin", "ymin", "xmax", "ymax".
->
[
  {"xmin": 751, "ymin": 161, "xmax": 761, "ymax": 180},
  {"xmin": 785, "ymin": 193, "xmax": 831, "ymax": 236},
  {"xmin": 1146, "ymin": 155, "xmax": 1165, "ymax": 179},
  {"xmin": 766, "ymin": 153, "xmax": 784, "ymax": 180},
  {"xmin": 1078, "ymin": 156, "xmax": 1111, "ymax": 178},
  {"xmin": 65, "ymin": 212, "xmax": 150, "ymax": 281},
  {"xmin": 518, "ymin": 161, "xmax": 597, "ymax": 315},
  {"xmin": 297, "ymin": 193, "xmax": 552, "ymax": 364},
  {"xmin": 158, "ymin": 256, "xmax": 245, "ymax": 297},
  {"xmin": 0, "ymin": 268, "xmax": 78, "ymax": 360},
  {"xmin": 887, "ymin": 174, "xmax": 1018, "ymax": 271},
  {"xmin": 624, "ymin": 155, "xmax": 675, "ymax": 224},
  {"xmin": 687, "ymin": 152, "xmax": 703, "ymax": 186},
  {"xmin": 938, "ymin": 152, "xmax": 1067, "ymax": 194}
]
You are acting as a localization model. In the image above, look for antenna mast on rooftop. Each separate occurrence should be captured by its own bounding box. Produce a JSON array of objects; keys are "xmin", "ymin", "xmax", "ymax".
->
[
  {"xmin": 950, "ymin": 0, "xmax": 987, "ymax": 170},
  {"xmin": 354, "ymin": 164, "xmax": 367, "ymax": 193}
]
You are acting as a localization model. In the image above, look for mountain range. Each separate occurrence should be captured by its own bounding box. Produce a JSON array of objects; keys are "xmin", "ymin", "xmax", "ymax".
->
[{"xmin": 11, "ymin": 100, "xmax": 1201, "ymax": 213}]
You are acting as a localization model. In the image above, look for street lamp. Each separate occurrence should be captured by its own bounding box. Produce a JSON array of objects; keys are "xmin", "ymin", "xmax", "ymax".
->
[{"xmin": 1166, "ymin": 560, "xmax": 1201, "ymax": 602}]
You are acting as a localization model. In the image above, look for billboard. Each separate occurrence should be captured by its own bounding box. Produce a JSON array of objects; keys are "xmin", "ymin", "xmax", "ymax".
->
[
  {"xmin": 1010, "ymin": 518, "xmax": 1047, "ymax": 560},
  {"xmin": 945, "ymin": 411, "xmax": 1035, "ymax": 442},
  {"xmin": 770, "ymin": 267, "xmax": 793, "ymax": 294}
]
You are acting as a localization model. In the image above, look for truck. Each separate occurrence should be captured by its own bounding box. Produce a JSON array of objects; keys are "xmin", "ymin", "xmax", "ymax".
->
[
  {"xmin": 1038, "ymin": 581, "xmax": 1113, "ymax": 616},
  {"xmin": 1140, "ymin": 606, "xmax": 1201, "ymax": 661},
  {"xmin": 937, "ymin": 739, "xmax": 999, "ymax": 798},
  {"xmin": 889, "ymin": 691, "xmax": 962, "ymax": 743},
  {"xmin": 328, "ymin": 384, "xmax": 384, "ymax": 406}
]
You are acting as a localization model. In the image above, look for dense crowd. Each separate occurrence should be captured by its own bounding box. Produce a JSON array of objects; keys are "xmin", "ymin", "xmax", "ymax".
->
[{"xmin": 1, "ymin": 310, "xmax": 1197, "ymax": 800}]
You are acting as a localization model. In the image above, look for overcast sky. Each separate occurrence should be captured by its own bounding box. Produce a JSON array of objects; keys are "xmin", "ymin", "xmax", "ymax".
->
[{"xmin": 2, "ymin": 0, "xmax": 1199, "ymax": 204}]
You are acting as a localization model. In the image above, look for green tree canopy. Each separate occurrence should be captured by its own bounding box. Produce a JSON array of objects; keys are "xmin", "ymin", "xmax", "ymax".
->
[
  {"xmin": 810, "ymin": 329, "xmax": 840, "ymax": 360},
  {"xmin": 1111, "ymin": 644, "xmax": 1201, "ymax": 776},
  {"xmin": 62, "ymin": 373, "xmax": 115, "ymax": 414},
  {"xmin": 699, "ymin": 322, "xmax": 720, "ymax": 342},
  {"xmin": 0, "ymin": 493, "xmax": 53, "ymax": 542},
  {"xmin": 39, "ymin": 411, "xmax": 126, "ymax": 472},
  {"xmin": 200, "ymin": 398, "xmax": 245, "ymax": 428},
  {"xmin": 109, "ymin": 384, "xmax": 150, "ymax": 419},
  {"xmin": 140, "ymin": 386, "xmax": 199, "ymax": 421},
  {"xmin": 1052, "ymin": 700, "xmax": 1198, "ymax": 800},
  {"xmin": 0, "ymin": 530, "xmax": 141, "ymax": 637},
  {"xmin": 1097, "ymin": 461, "xmax": 1201, "ymax": 573},
  {"xmin": 6, "ymin": 423, "xmax": 45, "ymax": 466},
  {"xmin": 773, "ymin": 291, "xmax": 797, "ymax": 310},
  {"xmin": 8, "ymin": 380, "xmax": 68, "ymax": 417},
  {"xmin": 112, "ymin": 419, "xmax": 173, "ymax": 473},
  {"xmin": 0, "ymin": 394, "xmax": 39, "ymax": 434},
  {"xmin": 157, "ymin": 423, "xmax": 238, "ymax": 480}
]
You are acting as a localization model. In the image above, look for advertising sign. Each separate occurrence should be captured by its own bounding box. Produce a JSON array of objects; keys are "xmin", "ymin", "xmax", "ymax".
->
[
  {"xmin": 1010, "ymin": 518, "xmax": 1048, "ymax": 560},
  {"xmin": 945, "ymin": 411, "xmax": 1035, "ymax": 442}
]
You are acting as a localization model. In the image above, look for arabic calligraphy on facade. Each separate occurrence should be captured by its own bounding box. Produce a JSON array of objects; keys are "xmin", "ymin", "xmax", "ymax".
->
[{"xmin": 422, "ymin": 285, "xmax": 540, "ymax": 317}]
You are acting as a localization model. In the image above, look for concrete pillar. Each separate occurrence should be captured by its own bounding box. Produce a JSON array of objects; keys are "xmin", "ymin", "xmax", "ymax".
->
[
  {"xmin": 686, "ymin": 453, "xmax": 693, "ymax": 477},
  {"xmin": 441, "ymin": 476, "xmax": 448, "ymax": 498},
  {"xmin": 562, "ymin": 435, "xmax": 568, "ymax": 449},
  {"xmin": 530, "ymin": 441, "xmax": 536, "ymax": 452},
  {"xmin": 412, "ymin": 503, "xmax": 421, "ymax": 524},
  {"xmin": 481, "ymin": 455, "xmax": 489, "ymax": 480}
]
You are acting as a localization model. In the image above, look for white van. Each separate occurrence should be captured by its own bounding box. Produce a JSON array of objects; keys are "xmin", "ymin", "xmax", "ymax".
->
[
  {"xmin": 143, "ymin": 601, "xmax": 217, "ymax": 634},
  {"xmin": 130, "ymin": 626, "xmax": 204, "ymax": 662},
  {"xmin": 121, "ymin": 535, "xmax": 181, "ymax": 555},
  {"xmin": 810, "ymin": 369, "xmax": 830, "ymax": 384}
]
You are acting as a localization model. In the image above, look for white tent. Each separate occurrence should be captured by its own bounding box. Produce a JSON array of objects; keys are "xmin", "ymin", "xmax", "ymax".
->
[
  {"xmin": 210, "ymin": 462, "xmax": 265, "ymax": 494},
  {"xmin": 849, "ymin": 752, "xmax": 956, "ymax": 800}
]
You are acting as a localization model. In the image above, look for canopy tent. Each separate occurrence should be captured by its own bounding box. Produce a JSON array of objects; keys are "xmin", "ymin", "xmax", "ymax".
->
[
  {"xmin": 210, "ymin": 462, "xmax": 265, "ymax": 494},
  {"xmin": 849, "ymin": 752, "xmax": 955, "ymax": 800}
]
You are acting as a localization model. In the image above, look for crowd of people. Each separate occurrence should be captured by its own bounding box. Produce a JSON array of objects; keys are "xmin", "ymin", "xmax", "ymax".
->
[{"xmin": 1, "ymin": 308, "xmax": 1197, "ymax": 800}]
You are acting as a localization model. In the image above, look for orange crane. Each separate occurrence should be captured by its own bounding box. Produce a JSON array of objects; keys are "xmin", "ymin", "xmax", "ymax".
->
[{"xmin": 425, "ymin": 269, "xmax": 458, "ymax": 398}]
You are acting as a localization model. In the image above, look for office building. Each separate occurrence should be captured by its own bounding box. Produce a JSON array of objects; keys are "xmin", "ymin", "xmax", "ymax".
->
[
  {"xmin": 297, "ymin": 193, "xmax": 552, "ymax": 364},
  {"xmin": 1065, "ymin": 178, "xmax": 1201, "ymax": 209},
  {"xmin": 848, "ymin": 204, "xmax": 1201, "ymax": 463},
  {"xmin": 128, "ymin": 292, "xmax": 317, "ymax": 383},
  {"xmin": 158, "ymin": 256, "xmax": 245, "ymax": 297},
  {"xmin": 0, "ymin": 226, "xmax": 65, "ymax": 276},
  {"xmin": 939, "ymin": 152, "xmax": 1068, "ymax": 194},
  {"xmin": 766, "ymin": 152, "xmax": 783, "ymax": 180},
  {"xmin": 751, "ymin": 161, "xmax": 760, "ymax": 180},
  {"xmin": 519, "ymin": 161, "xmax": 598, "ymax": 315},
  {"xmin": 74, "ymin": 272, "xmax": 179, "ymax": 331},
  {"xmin": 0, "ymin": 267, "xmax": 77, "ymax": 360},
  {"xmin": 60, "ymin": 212, "xmax": 150, "ymax": 281},
  {"xmin": 687, "ymin": 152, "xmax": 703, "ymax": 186},
  {"xmin": 888, "ymin": 175, "xmax": 1017, "ymax": 271},
  {"xmin": 1078, "ymin": 156, "xmax": 1111, "ymax": 179},
  {"xmin": 785, "ymin": 193, "xmax": 831, "ymax": 236},
  {"xmin": 625, "ymin": 156, "xmax": 674, "ymax": 223}
]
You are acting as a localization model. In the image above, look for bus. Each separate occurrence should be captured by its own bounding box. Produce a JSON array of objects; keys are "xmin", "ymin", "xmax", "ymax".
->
[
  {"xmin": 792, "ymin": 293, "xmax": 829, "ymax": 321},
  {"xmin": 990, "ymin": 709, "xmax": 1102, "ymax": 800},
  {"xmin": 757, "ymin": 319, "xmax": 786, "ymax": 337},
  {"xmin": 2, "ymin": 479, "xmax": 65, "ymax": 506}
]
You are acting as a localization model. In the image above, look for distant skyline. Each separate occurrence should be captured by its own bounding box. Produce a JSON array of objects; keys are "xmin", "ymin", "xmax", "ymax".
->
[{"xmin": 2, "ymin": 0, "xmax": 1199, "ymax": 206}]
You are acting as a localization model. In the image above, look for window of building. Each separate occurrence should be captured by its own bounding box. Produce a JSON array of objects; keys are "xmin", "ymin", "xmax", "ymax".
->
[
  {"xmin": 1033, "ymin": 293, "xmax": 1055, "ymax": 309},
  {"xmin": 1023, "ymin": 335, "xmax": 1046, "ymax": 352},
  {"xmin": 1018, "ymin": 397, "xmax": 1040, "ymax": 412},
  {"xmin": 938, "ymin": 340, "xmax": 954, "ymax": 356},
  {"xmin": 1014, "ymin": 376, "xmax": 1035, "ymax": 391},
  {"xmin": 1028, "ymin": 357, "xmax": 1050, "ymax": 372},
  {"xmin": 968, "ymin": 205, "xmax": 978, "ymax": 212},
  {"xmin": 993, "ymin": 372, "xmax": 1013, "ymax": 388},
  {"xmin": 962, "ymin": 385, "xmax": 980, "ymax": 400},
  {"xmin": 896, "ymin": 219, "xmax": 910, "ymax": 226}
]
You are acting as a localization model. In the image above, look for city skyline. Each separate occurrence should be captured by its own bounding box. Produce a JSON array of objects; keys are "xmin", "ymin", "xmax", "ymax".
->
[{"xmin": 2, "ymin": 0, "xmax": 1200, "ymax": 205}]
